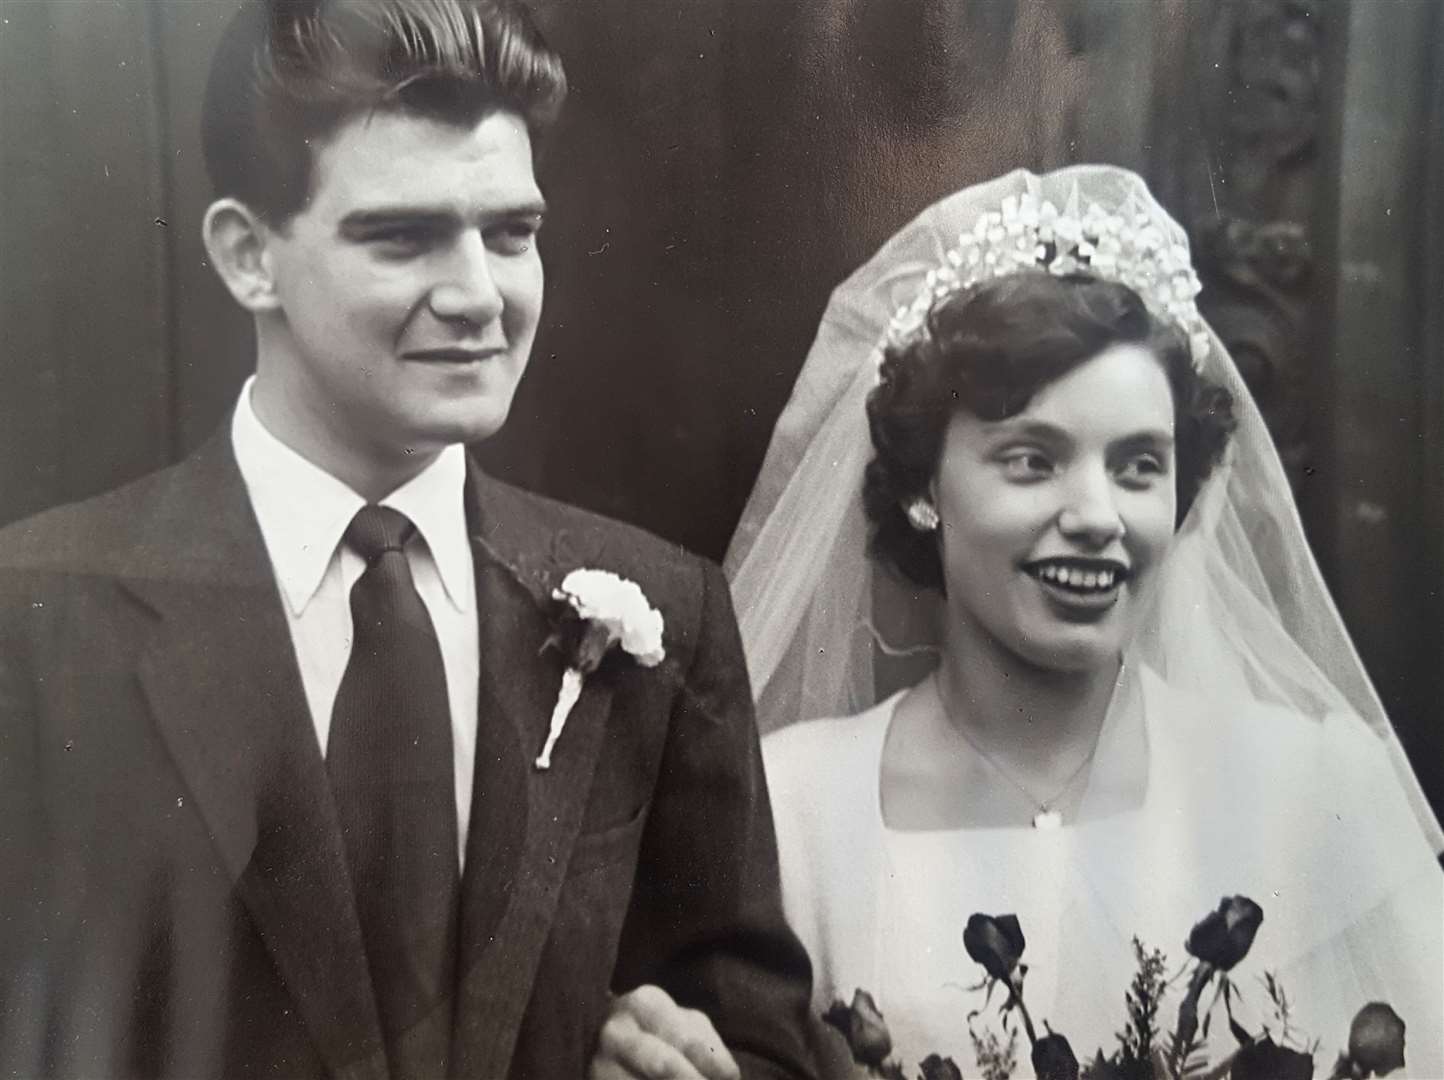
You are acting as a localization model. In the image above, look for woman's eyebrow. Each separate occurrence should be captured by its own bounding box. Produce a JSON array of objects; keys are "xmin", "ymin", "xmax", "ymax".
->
[
  {"xmin": 983, "ymin": 420, "xmax": 1072, "ymax": 444},
  {"xmin": 1111, "ymin": 430, "xmax": 1176, "ymax": 453},
  {"xmin": 979, "ymin": 422, "xmax": 1175, "ymax": 454}
]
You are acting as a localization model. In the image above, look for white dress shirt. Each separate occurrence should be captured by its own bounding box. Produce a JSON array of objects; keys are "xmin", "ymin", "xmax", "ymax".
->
[{"xmin": 231, "ymin": 378, "xmax": 479, "ymax": 866}]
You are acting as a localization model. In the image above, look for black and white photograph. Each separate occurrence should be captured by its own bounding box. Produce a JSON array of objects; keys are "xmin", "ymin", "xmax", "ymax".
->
[{"xmin": 1, "ymin": 2, "xmax": 1441, "ymax": 1078}]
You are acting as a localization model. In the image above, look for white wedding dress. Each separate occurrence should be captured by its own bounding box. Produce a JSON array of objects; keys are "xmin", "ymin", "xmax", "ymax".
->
[{"xmin": 763, "ymin": 665, "xmax": 1444, "ymax": 1079}]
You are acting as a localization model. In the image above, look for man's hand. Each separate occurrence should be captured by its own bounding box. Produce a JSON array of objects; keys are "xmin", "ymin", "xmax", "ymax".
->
[{"xmin": 589, "ymin": 984, "xmax": 742, "ymax": 1080}]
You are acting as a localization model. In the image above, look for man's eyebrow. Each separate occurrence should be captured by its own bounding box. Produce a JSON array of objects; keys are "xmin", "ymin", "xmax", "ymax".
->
[
  {"xmin": 500, "ymin": 198, "xmax": 549, "ymax": 219},
  {"xmin": 338, "ymin": 200, "xmax": 548, "ymax": 232},
  {"xmin": 339, "ymin": 208, "xmax": 453, "ymax": 233}
]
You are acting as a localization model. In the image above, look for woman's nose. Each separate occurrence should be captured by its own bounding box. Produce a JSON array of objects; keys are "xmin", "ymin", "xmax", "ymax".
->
[
  {"xmin": 427, "ymin": 233, "xmax": 504, "ymax": 327},
  {"xmin": 1056, "ymin": 466, "xmax": 1125, "ymax": 545}
]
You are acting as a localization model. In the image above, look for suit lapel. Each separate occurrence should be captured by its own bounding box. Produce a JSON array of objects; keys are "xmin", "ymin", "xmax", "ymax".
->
[
  {"xmin": 451, "ymin": 468, "xmax": 617, "ymax": 1077},
  {"xmin": 122, "ymin": 433, "xmax": 387, "ymax": 1080},
  {"xmin": 125, "ymin": 443, "xmax": 625, "ymax": 1077}
]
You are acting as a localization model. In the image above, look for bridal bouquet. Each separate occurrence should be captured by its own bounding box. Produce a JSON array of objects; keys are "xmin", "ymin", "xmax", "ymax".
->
[{"xmin": 823, "ymin": 896, "xmax": 1409, "ymax": 1080}]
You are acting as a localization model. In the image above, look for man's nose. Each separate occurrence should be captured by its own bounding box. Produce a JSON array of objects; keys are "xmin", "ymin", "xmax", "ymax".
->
[
  {"xmin": 428, "ymin": 233, "xmax": 504, "ymax": 326},
  {"xmin": 1056, "ymin": 464, "xmax": 1125, "ymax": 545}
]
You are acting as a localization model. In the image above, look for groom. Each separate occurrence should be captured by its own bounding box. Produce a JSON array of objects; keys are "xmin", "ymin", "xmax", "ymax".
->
[{"xmin": 0, "ymin": 1, "xmax": 813, "ymax": 1077}]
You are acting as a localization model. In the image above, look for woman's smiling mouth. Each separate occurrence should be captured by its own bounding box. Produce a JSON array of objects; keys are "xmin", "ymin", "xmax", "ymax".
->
[{"xmin": 1023, "ymin": 557, "xmax": 1131, "ymax": 614}]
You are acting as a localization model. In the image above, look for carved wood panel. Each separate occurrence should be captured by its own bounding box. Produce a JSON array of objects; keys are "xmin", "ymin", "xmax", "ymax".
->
[
  {"xmin": 1176, "ymin": 0, "xmax": 1332, "ymax": 488},
  {"xmin": 1150, "ymin": 0, "xmax": 1443, "ymax": 820}
]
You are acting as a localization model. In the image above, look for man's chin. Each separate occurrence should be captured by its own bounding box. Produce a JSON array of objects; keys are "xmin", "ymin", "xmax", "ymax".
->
[
  {"xmin": 366, "ymin": 424, "xmax": 503, "ymax": 472},
  {"xmin": 406, "ymin": 405, "xmax": 513, "ymax": 451},
  {"xmin": 438, "ymin": 420, "xmax": 507, "ymax": 448}
]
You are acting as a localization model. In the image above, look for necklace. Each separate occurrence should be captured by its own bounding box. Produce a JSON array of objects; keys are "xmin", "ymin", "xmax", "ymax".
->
[{"xmin": 933, "ymin": 675, "xmax": 1101, "ymax": 830}]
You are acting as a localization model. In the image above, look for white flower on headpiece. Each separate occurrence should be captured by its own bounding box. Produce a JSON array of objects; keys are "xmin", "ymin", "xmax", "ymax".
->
[
  {"xmin": 882, "ymin": 178, "xmax": 1214, "ymax": 372},
  {"xmin": 1190, "ymin": 332, "xmax": 1213, "ymax": 365},
  {"xmin": 1018, "ymin": 194, "xmax": 1041, "ymax": 229}
]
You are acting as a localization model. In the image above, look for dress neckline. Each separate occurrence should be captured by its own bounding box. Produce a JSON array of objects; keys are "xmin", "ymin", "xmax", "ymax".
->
[{"xmin": 873, "ymin": 664, "xmax": 1152, "ymax": 837}]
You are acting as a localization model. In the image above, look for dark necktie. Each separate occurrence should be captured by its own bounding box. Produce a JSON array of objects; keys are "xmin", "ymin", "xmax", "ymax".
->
[{"xmin": 327, "ymin": 505, "xmax": 459, "ymax": 1073}]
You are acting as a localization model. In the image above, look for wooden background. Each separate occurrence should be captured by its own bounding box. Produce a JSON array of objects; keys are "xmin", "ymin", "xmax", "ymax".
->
[{"xmin": 2, "ymin": 0, "xmax": 1440, "ymax": 819}]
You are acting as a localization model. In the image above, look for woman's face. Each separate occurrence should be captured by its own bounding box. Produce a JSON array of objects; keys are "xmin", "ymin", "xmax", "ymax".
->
[{"xmin": 931, "ymin": 343, "xmax": 1177, "ymax": 674}]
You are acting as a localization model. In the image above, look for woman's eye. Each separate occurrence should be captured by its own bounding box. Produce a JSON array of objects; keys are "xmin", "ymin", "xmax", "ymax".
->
[
  {"xmin": 1000, "ymin": 451, "xmax": 1052, "ymax": 480},
  {"xmin": 1116, "ymin": 455, "xmax": 1166, "ymax": 485}
]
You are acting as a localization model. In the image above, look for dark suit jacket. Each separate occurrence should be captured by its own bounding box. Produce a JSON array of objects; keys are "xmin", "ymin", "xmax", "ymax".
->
[{"xmin": 0, "ymin": 431, "xmax": 815, "ymax": 1079}]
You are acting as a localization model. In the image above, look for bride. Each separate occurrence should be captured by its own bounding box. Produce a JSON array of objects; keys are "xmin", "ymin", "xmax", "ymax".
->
[{"xmin": 725, "ymin": 166, "xmax": 1443, "ymax": 1077}]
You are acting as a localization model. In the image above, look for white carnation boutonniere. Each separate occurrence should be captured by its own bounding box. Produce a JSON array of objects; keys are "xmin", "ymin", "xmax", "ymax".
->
[{"xmin": 534, "ymin": 568, "xmax": 665, "ymax": 770}]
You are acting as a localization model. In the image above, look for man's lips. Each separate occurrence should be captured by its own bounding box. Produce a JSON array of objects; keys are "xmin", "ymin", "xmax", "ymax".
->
[{"xmin": 402, "ymin": 346, "xmax": 506, "ymax": 363}]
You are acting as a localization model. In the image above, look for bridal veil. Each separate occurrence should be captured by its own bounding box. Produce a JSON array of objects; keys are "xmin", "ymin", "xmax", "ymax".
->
[{"xmin": 723, "ymin": 164, "xmax": 1443, "ymax": 854}]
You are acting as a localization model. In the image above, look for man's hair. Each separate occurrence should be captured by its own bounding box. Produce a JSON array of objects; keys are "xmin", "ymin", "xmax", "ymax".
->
[
  {"xmin": 202, "ymin": 0, "xmax": 567, "ymax": 225},
  {"xmin": 863, "ymin": 271, "xmax": 1237, "ymax": 591}
]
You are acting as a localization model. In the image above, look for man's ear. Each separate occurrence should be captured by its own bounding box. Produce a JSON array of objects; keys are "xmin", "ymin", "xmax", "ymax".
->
[{"xmin": 202, "ymin": 198, "xmax": 282, "ymax": 312}]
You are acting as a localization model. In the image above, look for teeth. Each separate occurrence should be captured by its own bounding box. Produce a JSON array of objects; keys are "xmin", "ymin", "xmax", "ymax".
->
[{"xmin": 1033, "ymin": 563, "xmax": 1121, "ymax": 592}]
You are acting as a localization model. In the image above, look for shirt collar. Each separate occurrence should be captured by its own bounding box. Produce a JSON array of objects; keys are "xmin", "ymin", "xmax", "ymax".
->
[
  {"xmin": 379, "ymin": 443, "xmax": 473, "ymax": 614},
  {"xmin": 230, "ymin": 376, "xmax": 473, "ymax": 616}
]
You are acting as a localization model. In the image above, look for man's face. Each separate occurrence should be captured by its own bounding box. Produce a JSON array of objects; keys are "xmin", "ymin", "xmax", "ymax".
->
[{"xmin": 255, "ymin": 108, "xmax": 545, "ymax": 480}]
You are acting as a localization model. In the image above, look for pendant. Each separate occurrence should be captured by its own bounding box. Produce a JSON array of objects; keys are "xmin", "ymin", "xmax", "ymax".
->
[{"xmin": 1032, "ymin": 808, "xmax": 1063, "ymax": 830}]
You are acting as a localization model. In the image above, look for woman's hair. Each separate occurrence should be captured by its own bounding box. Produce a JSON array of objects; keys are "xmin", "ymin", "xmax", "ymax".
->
[
  {"xmin": 864, "ymin": 271, "xmax": 1237, "ymax": 590},
  {"xmin": 202, "ymin": 0, "xmax": 567, "ymax": 226}
]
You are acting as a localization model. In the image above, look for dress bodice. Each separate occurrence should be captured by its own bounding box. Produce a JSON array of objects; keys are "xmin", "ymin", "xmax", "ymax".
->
[{"xmin": 763, "ymin": 666, "xmax": 1443, "ymax": 1078}]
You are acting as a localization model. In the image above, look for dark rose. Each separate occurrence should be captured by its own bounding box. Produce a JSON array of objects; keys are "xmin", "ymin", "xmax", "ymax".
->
[
  {"xmin": 1229, "ymin": 1036, "xmax": 1313, "ymax": 1080},
  {"xmin": 1185, "ymin": 896, "xmax": 1264, "ymax": 971},
  {"xmin": 1032, "ymin": 1032, "xmax": 1080, "ymax": 1080},
  {"xmin": 919, "ymin": 1054, "xmax": 963, "ymax": 1080},
  {"xmin": 964, "ymin": 913, "xmax": 1027, "ymax": 982},
  {"xmin": 1348, "ymin": 1002, "xmax": 1407, "ymax": 1076},
  {"xmin": 1082, "ymin": 1051, "xmax": 1128, "ymax": 1079},
  {"xmin": 822, "ymin": 989, "xmax": 892, "ymax": 1069}
]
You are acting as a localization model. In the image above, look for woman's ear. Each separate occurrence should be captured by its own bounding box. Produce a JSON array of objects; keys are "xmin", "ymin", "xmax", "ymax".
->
[
  {"xmin": 904, "ymin": 496, "xmax": 940, "ymax": 533},
  {"xmin": 202, "ymin": 198, "xmax": 281, "ymax": 312}
]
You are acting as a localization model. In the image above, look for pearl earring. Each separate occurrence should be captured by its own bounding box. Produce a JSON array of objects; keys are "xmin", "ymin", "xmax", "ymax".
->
[{"xmin": 906, "ymin": 499, "xmax": 939, "ymax": 532}]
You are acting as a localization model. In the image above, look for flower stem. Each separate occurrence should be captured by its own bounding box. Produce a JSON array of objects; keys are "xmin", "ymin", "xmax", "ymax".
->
[
  {"xmin": 1169, "ymin": 962, "xmax": 1215, "ymax": 1074},
  {"xmin": 535, "ymin": 667, "xmax": 584, "ymax": 769},
  {"xmin": 1324, "ymin": 1054, "xmax": 1358, "ymax": 1080},
  {"xmin": 1004, "ymin": 975, "xmax": 1039, "ymax": 1047}
]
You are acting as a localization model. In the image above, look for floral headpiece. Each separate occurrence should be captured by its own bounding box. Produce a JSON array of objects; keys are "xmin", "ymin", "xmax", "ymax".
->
[{"xmin": 885, "ymin": 185, "xmax": 1212, "ymax": 371}]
